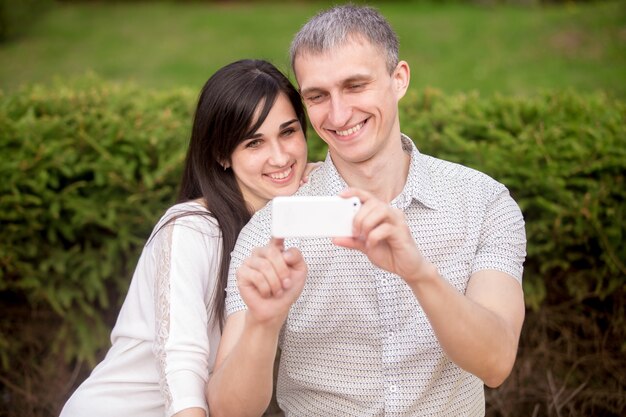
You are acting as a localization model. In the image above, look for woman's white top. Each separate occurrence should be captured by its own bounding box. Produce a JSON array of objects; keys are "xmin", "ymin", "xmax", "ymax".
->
[{"xmin": 60, "ymin": 201, "xmax": 222, "ymax": 417}]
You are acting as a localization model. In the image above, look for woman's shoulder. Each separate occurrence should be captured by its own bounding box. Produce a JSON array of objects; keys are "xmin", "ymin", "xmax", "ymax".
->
[
  {"xmin": 163, "ymin": 199, "xmax": 209, "ymax": 217},
  {"xmin": 151, "ymin": 200, "xmax": 219, "ymax": 240}
]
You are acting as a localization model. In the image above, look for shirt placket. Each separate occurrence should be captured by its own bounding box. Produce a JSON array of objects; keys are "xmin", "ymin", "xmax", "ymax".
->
[
  {"xmin": 380, "ymin": 196, "xmax": 411, "ymax": 415},
  {"xmin": 376, "ymin": 268, "xmax": 401, "ymax": 414}
]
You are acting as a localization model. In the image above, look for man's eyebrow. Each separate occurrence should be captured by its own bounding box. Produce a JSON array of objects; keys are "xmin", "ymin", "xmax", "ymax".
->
[
  {"xmin": 300, "ymin": 74, "xmax": 373, "ymax": 96},
  {"xmin": 300, "ymin": 87, "xmax": 323, "ymax": 96},
  {"xmin": 343, "ymin": 74, "xmax": 372, "ymax": 84}
]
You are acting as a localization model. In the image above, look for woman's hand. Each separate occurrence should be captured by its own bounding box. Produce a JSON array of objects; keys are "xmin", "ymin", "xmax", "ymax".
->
[{"xmin": 300, "ymin": 161, "xmax": 323, "ymax": 185}]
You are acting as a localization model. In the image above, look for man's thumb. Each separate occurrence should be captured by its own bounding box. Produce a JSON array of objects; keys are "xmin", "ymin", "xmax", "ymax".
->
[{"xmin": 283, "ymin": 248, "xmax": 306, "ymax": 270}]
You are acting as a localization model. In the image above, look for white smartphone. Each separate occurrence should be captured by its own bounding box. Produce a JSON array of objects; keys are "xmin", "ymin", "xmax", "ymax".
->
[{"xmin": 271, "ymin": 195, "xmax": 361, "ymax": 238}]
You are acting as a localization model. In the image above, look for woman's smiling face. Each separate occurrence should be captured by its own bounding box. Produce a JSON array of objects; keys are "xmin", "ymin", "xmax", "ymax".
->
[{"xmin": 228, "ymin": 92, "xmax": 308, "ymax": 212}]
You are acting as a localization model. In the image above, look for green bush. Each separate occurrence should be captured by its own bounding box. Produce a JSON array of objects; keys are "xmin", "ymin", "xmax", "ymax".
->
[
  {"xmin": 400, "ymin": 87, "xmax": 625, "ymax": 310},
  {"xmin": 0, "ymin": 76, "xmax": 194, "ymax": 365},
  {"xmin": 0, "ymin": 79, "xmax": 624, "ymax": 415},
  {"xmin": 0, "ymin": 0, "xmax": 54, "ymax": 42},
  {"xmin": 400, "ymin": 88, "xmax": 626, "ymax": 415}
]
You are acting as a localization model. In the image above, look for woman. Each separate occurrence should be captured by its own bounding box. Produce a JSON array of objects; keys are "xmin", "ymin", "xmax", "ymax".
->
[{"xmin": 60, "ymin": 59, "xmax": 310, "ymax": 417}]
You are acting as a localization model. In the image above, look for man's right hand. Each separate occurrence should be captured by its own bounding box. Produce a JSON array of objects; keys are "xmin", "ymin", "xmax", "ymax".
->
[{"xmin": 237, "ymin": 238, "xmax": 307, "ymax": 329}]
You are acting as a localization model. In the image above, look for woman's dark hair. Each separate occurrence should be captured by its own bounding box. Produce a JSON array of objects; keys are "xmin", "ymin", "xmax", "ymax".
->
[{"xmin": 177, "ymin": 59, "xmax": 307, "ymax": 330}]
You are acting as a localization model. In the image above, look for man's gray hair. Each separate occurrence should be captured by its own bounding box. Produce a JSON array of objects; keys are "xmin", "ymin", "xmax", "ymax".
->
[{"xmin": 290, "ymin": 4, "xmax": 400, "ymax": 74}]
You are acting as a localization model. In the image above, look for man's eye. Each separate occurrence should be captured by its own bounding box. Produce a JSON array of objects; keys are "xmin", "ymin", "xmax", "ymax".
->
[
  {"xmin": 306, "ymin": 94, "xmax": 324, "ymax": 104},
  {"xmin": 282, "ymin": 128, "xmax": 295, "ymax": 136},
  {"xmin": 348, "ymin": 83, "xmax": 364, "ymax": 90}
]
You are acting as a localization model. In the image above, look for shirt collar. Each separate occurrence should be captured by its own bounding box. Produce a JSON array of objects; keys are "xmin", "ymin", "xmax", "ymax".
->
[
  {"xmin": 394, "ymin": 134, "xmax": 440, "ymax": 210},
  {"xmin": 307, "ymin": 134, "xmax": 440, "ymax": 210}
]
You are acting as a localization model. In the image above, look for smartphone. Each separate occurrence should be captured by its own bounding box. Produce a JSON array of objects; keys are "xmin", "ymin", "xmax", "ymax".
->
[{"xmin": 271, "ymin": 195, "xmax": 361, "ymax": 238}]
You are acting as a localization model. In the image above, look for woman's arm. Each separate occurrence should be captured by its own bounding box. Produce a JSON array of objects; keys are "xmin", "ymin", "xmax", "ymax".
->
[{"xmin": 153, "ymin": 211, "xmax": 218, "ymax": 416}]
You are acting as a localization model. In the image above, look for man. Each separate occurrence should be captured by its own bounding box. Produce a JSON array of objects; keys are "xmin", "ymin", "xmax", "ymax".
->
[{"xmin": 207, "ymin": 4, "xmax": 526, "ymax": 417}]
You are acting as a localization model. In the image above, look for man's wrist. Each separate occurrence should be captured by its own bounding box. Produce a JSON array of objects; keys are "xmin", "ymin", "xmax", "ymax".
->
[
  {"xmin": 244, "ymin": 309, "xmax": 285, "ymax": 337},
  {"xmin": 405, "ymin": 260, "xmax": 440, "ymax": 292}
]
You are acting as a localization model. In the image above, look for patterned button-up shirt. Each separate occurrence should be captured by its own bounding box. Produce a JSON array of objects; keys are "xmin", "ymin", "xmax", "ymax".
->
[{"xmin": 226, "ymin": 135, "xmax": 526, "ymax": 417}]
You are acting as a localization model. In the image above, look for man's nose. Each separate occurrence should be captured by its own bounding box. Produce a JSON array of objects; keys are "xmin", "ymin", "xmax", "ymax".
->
[{"xmin": 328, "ymin": 94, "xmax": 351, "ymax": 128}]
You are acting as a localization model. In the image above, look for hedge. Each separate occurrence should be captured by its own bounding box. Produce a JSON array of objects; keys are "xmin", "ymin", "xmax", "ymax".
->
[
  {"xmin": 0, "ymin": 0, "xmax": 54, "ymax": 42},
  {"xmin": 0, "ymin": 78, "xmax": 624, "ymax": 414},
  {"xmin": 401, "ymin": 88, "xmax": 625, "ymax": 309},
  {"xmin": 0, "ymin": 76, "xmax": 194, "ymax": 365}
]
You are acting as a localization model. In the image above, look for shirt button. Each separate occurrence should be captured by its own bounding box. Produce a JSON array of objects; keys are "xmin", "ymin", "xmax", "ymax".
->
[{"xmin": 389, "ymin": 384, "xmax": 398, "ymax": 393}]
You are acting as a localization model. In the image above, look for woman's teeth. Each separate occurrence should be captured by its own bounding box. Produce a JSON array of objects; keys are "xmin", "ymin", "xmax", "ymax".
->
[{"xmin": 269, "ymin": 166, "xmax": 292, "ymax": 180}]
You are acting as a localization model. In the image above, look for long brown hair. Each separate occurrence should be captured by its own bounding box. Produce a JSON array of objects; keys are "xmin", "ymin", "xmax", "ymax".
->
[{"xmin": 176, "ymin": 59, "xmax": 307, "ymax": 330}]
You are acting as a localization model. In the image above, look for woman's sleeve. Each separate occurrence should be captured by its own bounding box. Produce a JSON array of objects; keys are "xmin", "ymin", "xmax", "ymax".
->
[{"xmin": 152, "ymin": 215, "xmax": 221, "ymax": 417}]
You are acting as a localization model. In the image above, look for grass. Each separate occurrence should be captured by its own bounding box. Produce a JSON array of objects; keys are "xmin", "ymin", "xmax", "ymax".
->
[{"xmin": 1, "ymin": 1, "xmax": 624, "ymax": 97}]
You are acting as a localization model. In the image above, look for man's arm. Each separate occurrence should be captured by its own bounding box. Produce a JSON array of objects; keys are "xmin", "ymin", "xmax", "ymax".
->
[
  {"xmin": 334, "ymin": 187, "xmax": 525, "ymax": 387},
  {"xmin": 206, "ymin": 311, "xmax": 279, "ymax": 417},
  {"xmin": 207, "ymin": 239, "xmax": 307, "ymax": 417},
  {"xmin": 405, "ymin": 267, "xmax": 524, "ymax": 387}
]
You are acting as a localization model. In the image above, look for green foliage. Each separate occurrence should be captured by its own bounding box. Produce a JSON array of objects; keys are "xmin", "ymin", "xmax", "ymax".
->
[
  {"xmin": 1, "ymin": 78, "xmax": 624, "ymax": 382},
  {"xmin": 401, "ymin": 87, "xmax": 626, "ymax": 309},
  {"xmin": 0, "ymin": 0, "xmax": 54, "ymax": 42},
  {"xmin": 2, "ymin": 1, "xmax": 625, "ymax": 98},
  {"xmin": 0, "ymin": 76, "xmax": 194, "ymax": 364}
]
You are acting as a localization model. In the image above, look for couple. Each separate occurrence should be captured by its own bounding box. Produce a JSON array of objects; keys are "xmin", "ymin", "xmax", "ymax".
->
[{"xmin": 61, "ymin": 4, "xmax": 526, "ymax": 417}]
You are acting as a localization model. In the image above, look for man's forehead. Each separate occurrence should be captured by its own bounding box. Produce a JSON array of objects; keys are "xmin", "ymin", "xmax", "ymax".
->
[
  {"xmin": 294, "ymin": 37, "xmax": 384, "ymax": 88},
  {"xmin": 294, "ymin": 34, "xmax": 375, "ymax": 63}
]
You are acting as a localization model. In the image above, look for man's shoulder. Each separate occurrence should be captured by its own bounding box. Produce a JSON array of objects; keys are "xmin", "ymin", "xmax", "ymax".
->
[{"xmin": 419, "ymin": 153, "xmax": 504, "ymax": 192}]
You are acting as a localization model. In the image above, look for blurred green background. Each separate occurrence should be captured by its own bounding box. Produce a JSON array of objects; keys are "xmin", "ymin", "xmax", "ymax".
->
[
  {"xmin": 1, "ymin": 1, "xmax": 625, "ymax": 417},
  {"xmin": 1, "ymin": 0, "xmax": 625, "ymax": 97}
]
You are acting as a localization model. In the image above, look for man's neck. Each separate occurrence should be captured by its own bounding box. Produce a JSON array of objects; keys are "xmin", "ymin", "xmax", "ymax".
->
[{"xmin": 333, "ymin": 138, "xmax": 411, "ymax": 203}]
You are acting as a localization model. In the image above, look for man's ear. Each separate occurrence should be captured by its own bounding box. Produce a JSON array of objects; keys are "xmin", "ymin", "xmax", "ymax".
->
[{"xmin": 393, "ymin": 60, "xmax": 410, "ymax": 100}]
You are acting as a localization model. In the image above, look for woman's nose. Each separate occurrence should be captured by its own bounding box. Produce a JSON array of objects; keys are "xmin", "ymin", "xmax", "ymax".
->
[{"xmin": 268, "ymin": 141, "xmax": 289, "ymax": 166}]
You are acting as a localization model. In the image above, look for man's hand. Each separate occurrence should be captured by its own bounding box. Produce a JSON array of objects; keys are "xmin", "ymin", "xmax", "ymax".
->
[
  {"xmin": 332, "ymin": 188, "xmax": 434, "ymax": 284},
  {"xmin": 237, "ymin": 238, "xmax": 307, "ymax": 329}
]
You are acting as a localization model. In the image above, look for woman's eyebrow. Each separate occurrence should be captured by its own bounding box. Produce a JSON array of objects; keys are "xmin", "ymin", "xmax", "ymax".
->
[
  {"xmin": 280, "ymin": 119, "xmax": 299, "ymax": 129},
  {"xmin": 245, "ymin": 119, "xmax": 299, "ymax": 140}
]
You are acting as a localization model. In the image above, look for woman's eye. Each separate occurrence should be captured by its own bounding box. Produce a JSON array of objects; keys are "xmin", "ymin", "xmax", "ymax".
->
[
  {"xmin": 245, "ymin": 139, "xmax": 262, "ymax": 148},
  {"xmin": 282, "ymin": 128, "xmax": 296, "ymax": 136}
]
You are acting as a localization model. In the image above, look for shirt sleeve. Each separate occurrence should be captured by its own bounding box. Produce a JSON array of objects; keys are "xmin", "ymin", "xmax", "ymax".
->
[
  {"xmin": 472, "ymin": 182, "xmax": 527, "ymax": 283},
  {"xmin": 152, "ymin": 213, "xmax": 221, "ymax": 417},
  {"xmin": 225, "ymin": 206, "xmax": 272, "ymax": 317}
]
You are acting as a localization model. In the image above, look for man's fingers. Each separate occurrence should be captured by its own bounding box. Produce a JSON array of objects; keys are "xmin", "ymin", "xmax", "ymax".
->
[
  {"xmin": 364, "ymin": 223, "xmax": 394, "ymax": 248},
  {"xmin": 282, "ymin": 247, "xmax": 306, "ymax": 272},
  {"xmin": 246, "ymin": 256, "xmax": 286, "ymax": 297},
  {"xmin": 332, "ymin": 237, "xmax": 365, "ymax": 252},
  {"xmin": 338, "ymin": 187, "xmax": 372, "ymax": 203},
  {"xmin": 269, "ymin": 237, "xmax": 285, "ymax": 250},
  {"xmin": 239, "ymin": 238, "xmax": 307, "ymax": 301},
  {"xmin": 238, "ymin": 264, "xmax": 275, "ymax": 298}
]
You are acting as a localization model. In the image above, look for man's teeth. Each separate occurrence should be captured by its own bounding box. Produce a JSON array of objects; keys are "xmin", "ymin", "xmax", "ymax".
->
[
  {"xmin": 336, "ymin": 122, "xmax": 364, "ymax": 137},
  {"xmin": 269, "ymin": 166, "xmax": 292, "ymax": 180}
]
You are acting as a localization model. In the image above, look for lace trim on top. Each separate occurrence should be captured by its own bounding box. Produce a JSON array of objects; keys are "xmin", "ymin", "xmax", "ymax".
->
[{"xmin": 153, "ymin": 223, "xmax": 174, "ymax": 411}]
